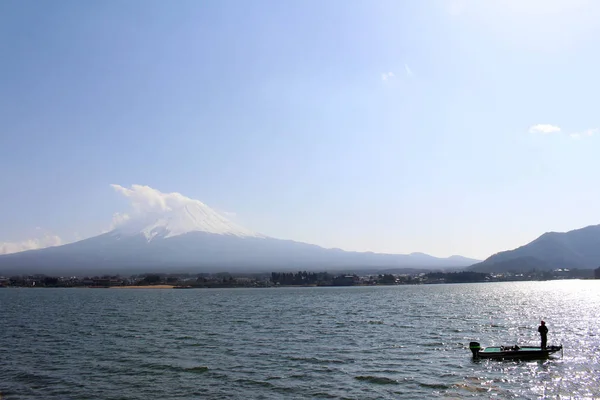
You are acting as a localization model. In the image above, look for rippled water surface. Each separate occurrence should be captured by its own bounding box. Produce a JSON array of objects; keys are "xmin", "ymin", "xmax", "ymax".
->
[{"xmin": 1, "ymin": 281, "xmax": 599, "ymax": 399}]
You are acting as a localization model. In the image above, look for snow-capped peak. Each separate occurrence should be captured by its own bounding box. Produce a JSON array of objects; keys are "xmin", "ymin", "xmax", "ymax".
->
[{"xmin": 111, "ymin": 201, "xmax": 262, "ymax": 241}]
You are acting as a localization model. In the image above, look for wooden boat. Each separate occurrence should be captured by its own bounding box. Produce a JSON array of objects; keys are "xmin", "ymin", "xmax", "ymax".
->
[{"xmin": 469, "ymin": 341, "xmax": 562, "ymax": 360}]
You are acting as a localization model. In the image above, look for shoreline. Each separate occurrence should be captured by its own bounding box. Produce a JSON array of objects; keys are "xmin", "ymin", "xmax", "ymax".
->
[{"xmin": 109, "ymin": 285, "xmax": 175, "ymax": 289}]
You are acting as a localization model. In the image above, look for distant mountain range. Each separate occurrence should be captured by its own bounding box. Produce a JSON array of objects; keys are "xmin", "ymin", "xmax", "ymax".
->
[
  {"xmin": 8, "ymin": 192, "xmax": 598, "ymax": 276},
  {"xmin": 469, "ymin": 224, "xmax": 600, "ymax": 273},
  {"xmin": 0, "ymin": 201, "xmax": 479, "ymax": 275}
]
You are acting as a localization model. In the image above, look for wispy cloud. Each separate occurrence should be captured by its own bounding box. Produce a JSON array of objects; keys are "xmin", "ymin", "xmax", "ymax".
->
[
  {"xmin": 529, "ymin": 124, "xmax": 598, "ymax": 140},
  {"xmin": 404, "ymin": 64, "xmax": 413, "ymax": 77},
  {"xmin": 110, "ymin": 184, "xmax": 202, "ymax": 214},
  {"xmin": 0, "ymin": 234, "xmax": 62, "ymax": 255},
  {"xmin": 569, "ymin": 128, "xmax": 598, "ymax": 139},
  {"xmin": 529, "ymin": 124, "xmax": 561, "ymax": 134},
  {"xmin": 110, "ymin": 212, "xmax": 131, "ymax": 229},
  {"xmin": 381, "ymin": 72, "xmax": 395, "ymax": 81}
]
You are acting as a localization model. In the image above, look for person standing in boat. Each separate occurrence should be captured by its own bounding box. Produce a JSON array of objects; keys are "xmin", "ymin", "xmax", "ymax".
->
[{"xmin": 538, "ymin": 320, "xmax": 548, "ymax": 349}]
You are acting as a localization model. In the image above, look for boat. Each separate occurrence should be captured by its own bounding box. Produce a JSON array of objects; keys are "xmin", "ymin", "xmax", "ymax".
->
[{"xmin": 469, "ymin": 341, "xmax": 562, "ymax": 360}]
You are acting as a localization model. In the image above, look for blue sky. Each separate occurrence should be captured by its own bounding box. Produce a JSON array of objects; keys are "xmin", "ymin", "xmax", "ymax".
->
[{"xmin": 1, "ymin": 0, "xmax": 599, "ymax": 259}]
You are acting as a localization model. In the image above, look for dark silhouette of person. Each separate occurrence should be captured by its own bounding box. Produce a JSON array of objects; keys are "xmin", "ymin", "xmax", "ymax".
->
[{"xmin": 538, "ymin": 320, "xmax": 548, "ymax": 349}]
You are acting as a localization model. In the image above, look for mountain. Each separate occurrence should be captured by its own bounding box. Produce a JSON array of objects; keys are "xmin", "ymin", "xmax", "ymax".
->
[
  {"xmin": 0, "ymin": 200, "xmax": 479, "ymax": 275},
  {"xmin": 469, "ymin": 224, "xmax": 600, "ymax": 273}
]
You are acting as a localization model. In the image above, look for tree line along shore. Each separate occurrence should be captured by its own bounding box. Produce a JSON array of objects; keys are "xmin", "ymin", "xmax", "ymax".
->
[{"xmin": 1, "ymin": 268, "xmax": 596, "ymax": 288}]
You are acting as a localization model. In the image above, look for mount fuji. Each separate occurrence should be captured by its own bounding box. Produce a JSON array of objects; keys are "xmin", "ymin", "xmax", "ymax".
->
[{"xmin": 0, "ymin": 195, "xmax": 480, "ymax": 275}]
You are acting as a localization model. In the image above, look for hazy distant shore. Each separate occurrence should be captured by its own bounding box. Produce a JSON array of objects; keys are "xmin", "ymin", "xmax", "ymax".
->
[
  {"xmin": 2, "ymin": 269, "xmax": 594, "ymax": 290},
  {"xmin": 109, "ymin": 285, "xmax": 175, "ymax": 289}
]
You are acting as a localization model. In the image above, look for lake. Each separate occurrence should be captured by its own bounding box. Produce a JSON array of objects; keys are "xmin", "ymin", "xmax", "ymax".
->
[{"xmin": 1, "ymin": 281, "xmax": 599, "ymax": 399}]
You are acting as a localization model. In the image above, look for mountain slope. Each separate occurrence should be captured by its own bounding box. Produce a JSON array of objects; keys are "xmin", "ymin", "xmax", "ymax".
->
[
  {"xmin": 469, "ymin": 224, "xmax": 600, "ymax": 272},
  {"xmin": 0, "ymin": 231, "xmax": 480, "ymax": 275}
]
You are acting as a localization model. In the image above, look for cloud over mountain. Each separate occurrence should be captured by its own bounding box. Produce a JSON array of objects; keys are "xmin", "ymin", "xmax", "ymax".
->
[
  {"xmin": 110, "ymin": 184, "xmax": 260, "ymax": 239},
  {"xmin": 111, "ymin": 184, "xmax": 201, "ymax": 214},
  {"xmin": 0, "ymin": 234, "xmax": 62, "ymax": 255}
]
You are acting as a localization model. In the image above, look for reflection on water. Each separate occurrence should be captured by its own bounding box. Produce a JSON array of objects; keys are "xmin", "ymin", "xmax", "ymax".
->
[{"xmin": 0, "ymin": 280, "xmax": 599, "ymax": 399}]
